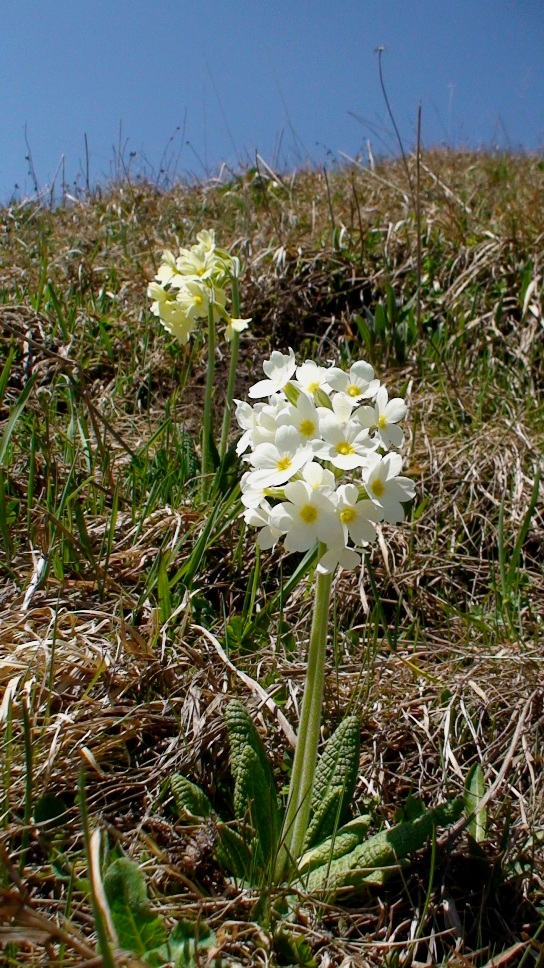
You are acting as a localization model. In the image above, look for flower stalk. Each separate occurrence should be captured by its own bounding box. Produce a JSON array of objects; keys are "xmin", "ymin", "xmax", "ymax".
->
[
  {"xmin": 201, "ymin": 301, "xmax": 217, "ymax": 499},
  {"xmin": 219, "ymin": 275, "xmax": 241, "ymax": 460},
  {"xmin": 274, "ymin": 547, "xmax": 334, "ymax": 881}
]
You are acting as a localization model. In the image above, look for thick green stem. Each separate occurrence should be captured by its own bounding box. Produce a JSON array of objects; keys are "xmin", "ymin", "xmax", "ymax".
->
[
  {"xmin": 219, "ymin": 274, "xmax": 241, "ymax": 459},
  {"xmin": 201, "ymin": 303, "xmax": 216, "ymax": 500},
  {"xmin": 219, "ymin": 330, "xmax": 239, "ymax": 460},
  {"xmin": 274, "ymin": 548, "xmax": 334, "ymax": 881}
]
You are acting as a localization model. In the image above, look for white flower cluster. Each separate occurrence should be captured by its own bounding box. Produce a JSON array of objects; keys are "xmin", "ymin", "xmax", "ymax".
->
[
  {"xmin": 236, "ymin": 349, "xmax": 416, "ymax": 574},
  {"xmin": 147, "ymin": 229, "xmax": 250, "ymax": 344}
]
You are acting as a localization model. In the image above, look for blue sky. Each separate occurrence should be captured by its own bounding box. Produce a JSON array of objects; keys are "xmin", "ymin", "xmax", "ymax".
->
[{"xmin": 1, "ymin": 1, "xmax": 542, "ymax": 201}]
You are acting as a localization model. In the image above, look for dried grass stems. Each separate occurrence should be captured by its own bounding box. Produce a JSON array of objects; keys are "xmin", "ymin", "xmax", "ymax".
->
[{"xmin": 0, "ymin": 150, "xmax": 543, "ymax": 965}]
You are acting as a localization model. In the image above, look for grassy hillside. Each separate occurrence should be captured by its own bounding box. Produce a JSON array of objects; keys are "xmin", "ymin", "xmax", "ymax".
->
[{"xmin": 0, "ymin": 150, "xmax": 543, "ymax": 966}]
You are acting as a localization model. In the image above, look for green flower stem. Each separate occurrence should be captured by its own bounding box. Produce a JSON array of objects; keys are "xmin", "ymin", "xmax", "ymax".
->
[
  {"xmin": 219, "ymin": 276, "xmax": 241, "ymax": 460},
  {"xmin": 274, "ymin": 546, "xmax": 333, "ymax": 881},
  {"xmin": 201, "ymin": 303, "xmax": 216, "ymax": 500}
]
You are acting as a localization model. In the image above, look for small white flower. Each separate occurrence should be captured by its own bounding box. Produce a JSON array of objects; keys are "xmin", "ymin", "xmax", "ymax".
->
[
  {"xmin": 335, "ymin": 483, "xmax": 382, "ymax": 545},
  {"xmin": 295, "ymin": 360, "xmax": 332, "ymax": 396},
  {"xmin": 175, "ymin": 279, "xmax": 213, "ymax": 321},
  {"xmin": 147, "ymin": 280, "xmax": 171, "ymax": 315},
  {"xmin": 373, "ymin": 386, "xmax": 407, "ymax": 449},
  {"xmin": 245, "ymin": 425, "xmax": 313, "ymax": 488},
  {"xmin": 317, "ymin": 391, "xmax": 357, "ymax": 425},
  {"xmin": 277, "ymin": 392, "xmax": 320, "ymax": 441},
  {"xmin": 270, "ymin": 480, "xmax": 343, "ymax": 553},
  {"xmin": 175, "ymin": 245, "xmax": 215, "ymax": 280},
  {"xmin": 248, "ymin": 348, "xmax": 297, "ymax": 399},
  {"xmin": 317, "ymin": 544, "xmax": 361, "ymax": 574},
  {"xmin": 326, "ymin": 360, "xmax": 381, "ymax": 401},
  {"xmin": 235, "ymin": 397, "xmax": 289, "ymax": 454},
  {"xmin": 363, "ymin": 453, "xmax": 416, "ymax": 523},
  {"xmin": 301, "ymin": 461, "xmax": 336, "ymax": 491},
  {"xmin": 314, "ymin": 410, "xmax": 374, "ymax": 470},
  {"xmin": 195, "ymin": 229, "xmax": 216, "ymax": 253},
  {"xmin": 155, "ymin": 250, "xmax": 182, "ymax": 287},
  {"xmin": 243, "ymin": 501, "xmax": 283, "ymax": 550},
  {"xmin": 225, "ymin": 317, "xmax": 251, "ymax": 342}
]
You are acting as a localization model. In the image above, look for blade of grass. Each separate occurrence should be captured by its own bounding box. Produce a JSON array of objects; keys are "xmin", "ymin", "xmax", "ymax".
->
[
  {"xmin": 0, "ymin": 374, "xmax": 37, "ymax": 466},
  {"xmin": 78, "ymin": 770, "xmax": 116, "ymax": 968}
]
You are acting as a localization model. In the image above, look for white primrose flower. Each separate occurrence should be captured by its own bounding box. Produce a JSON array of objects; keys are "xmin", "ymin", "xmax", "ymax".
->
[
  {"xmin": 314, "ymin": 409, "xmax": 375, "ymax": 470},
  {"xmin": 363, "ymin": 452, "xmax": 416, "ymax": 523},
  {"xmin": 301, "ymin": 461, "xmax": 336, "ymax": 491},
  {"xmin": 335, "ymin": 483, "xmax": 382, "ymax": 546},
  {"xmin": 235, "ymin": 396, "xmax": 290, "ymax": 455},
  {"xmin": 276, "ymin": 392, "xmax": 321, "ymax": 442},
  {"xmin": 148, "ymin": 282, "xmax": 197, "ymax": 344},
  {"xmin": 295, "ymin": 360, "xmax": 332, "ymax": 396},
  {"xmin": 245, "ymin": 424, "xmax": 313, "ymax": 489},
  {"xmin": 175, "ymin": 279, "xmax": 214, "ymax": 322},
  {"xmin": 175, "ymin": 245, "xmax": 216, "ymax": 280},
  {"xmin": 317, "ymin": 544, "xmax": 362, "ymax": 575},
  {"xmin": 155, "ymin": 250, "xmax": 183, "ymax": 287},
  {"xmin": 235, "ymin": 401, "xmax": 265, "ymax": 455},
  {"xmin": 225, "ymin": 317, "xmax": 251, "ymax": 342},
  {"xmin": 243, "ymin": 500, "xmax": 283, "ymax": 550},
  {"xmin": 195, "ymin": 229, "xmax": 216, "ymax": 253},
  {"xmin": 147, "ymin": 280, "xmax": 173, "ymax": 316},
  {"xmin": 317, "ymin": 390, "xmax": 357, "ymax": 425},
  {"xmin": 270, "ymin": 480, "xmax": 343, "ymax": 553},
  {"xmin": 239, "ymin": 470, "xmax": 269, "ymax": 509},
  {"xmin": 248, "ymin": 348, "xmax": 297, "ymax": 399},
  {"xmin": 373, "ymin": 386, "xmax": 407, "ymax": 449},
  {"xmin": 326, "ymin": 360, "xmax": 381, "ymax": 401}
]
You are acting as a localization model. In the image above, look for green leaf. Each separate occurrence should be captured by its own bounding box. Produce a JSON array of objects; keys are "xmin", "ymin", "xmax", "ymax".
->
[
  {"xmin": 146, "ymin": 918, "xmax": 218, "ymax": 968},
  {"xmin": 0, "ymin": 374, "xmax": 37, "ymax": 465},
  {"xmin": 215, "ymin": 822, "xmax": 253, "ymax": 881},
  {"xmin": 465, "ymin": 763, "xmax": 487, "ymax": 843},
  {"xmin": 170, "ymin": 775, "xmax": 212, "ymax": 821},
  {"xmin": 233, "ymin": 745, "xmax": 280, "ymax": 871},
  {"xmin": 103, "ymin": 858, "xmax": 167, "ymax": 957},
  {"xmin": 306, "ymin": 716, "xmax": 360, "ymax": 847},
  {"xmin": 225, "ymin": 700, "xmax": 278, "ymax": 814},
  {"xmin": 298, "ymin": 814, "xmax": 372, "ymax": 876},
  {"xmin": 302, "ymin": 798, "xmax": 464, "ymax": 897},
  {"xmin": 374, "ymin": 303, "xmax": 387, "ymax": 340},
  {"xmin": 354, "ymin": 314, "xmax": 374, "ymax": 354},
  {"xmin": 304, "ymin": 787, "xmax": 344, "ymax": 852},
  {"xmin": 34, "ymin": 792, "xmax": 69, "ymax": 831},
  {"xmin": 274, "ymin": 927, "xmax": 317, "ymax": 967}
]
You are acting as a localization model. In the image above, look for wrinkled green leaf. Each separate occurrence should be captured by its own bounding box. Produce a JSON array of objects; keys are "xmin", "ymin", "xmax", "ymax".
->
[{"xmin": 170, "ymin": 774, "xmax": 212, "ymax": 820}]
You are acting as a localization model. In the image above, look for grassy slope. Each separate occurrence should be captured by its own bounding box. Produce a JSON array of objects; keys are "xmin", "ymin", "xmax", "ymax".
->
[{"xmin": 0, "ymin": 150, "xmax": 543, "ymax": 966}]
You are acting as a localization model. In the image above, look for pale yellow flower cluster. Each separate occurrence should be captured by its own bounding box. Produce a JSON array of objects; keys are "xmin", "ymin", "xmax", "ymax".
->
[{"xmin": 147, "ymin": 229, "xmax": 250, "ymax": 344}]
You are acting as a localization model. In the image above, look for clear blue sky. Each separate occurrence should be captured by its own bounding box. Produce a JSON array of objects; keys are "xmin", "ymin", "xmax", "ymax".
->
[{"xmin": 1, "ymin": 1, "xmax": 542, "ymax": 201}]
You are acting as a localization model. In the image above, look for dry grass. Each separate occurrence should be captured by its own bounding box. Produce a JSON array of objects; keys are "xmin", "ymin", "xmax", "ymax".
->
[{"xmin": 0, "ymin": 149, "xmax": 543, "ymax": 966}]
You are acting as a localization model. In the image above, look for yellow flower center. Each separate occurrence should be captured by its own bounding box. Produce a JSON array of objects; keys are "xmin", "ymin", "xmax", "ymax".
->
[
  {"xmin": 299, "ymin": 419, "xmax": 315, "ymax": 437},
  {"xmin": 276, "ymin": 456, "xmax": 292, "ymax": 472},
  {"xmin": 340, "ymin": 507, "xmax": 357, "ymax": 524},
  {"xmin": 378, "ymin": 414, "xmax": 387, "ymax": 429},
  {"xmin": 371, "ymin": 479, "xmax": 384, "ymax": 498},
  {"xmin": 308, "ymin": 381, "xmax": 320, "ymax": 393},
  {"xmin": 194, "ymin": 293, "xmax": 203, "ymax": 305},
  {"xmin": 336, "ymin": 441, "xmax": 354, "ymax": 456},
  {"xmin": 300, "ymin": 504, "xmax": 318, "ymax": 524},
  {"xmin": 346, "ymin": 384, "xmax": 360, "ymax": 397}
]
